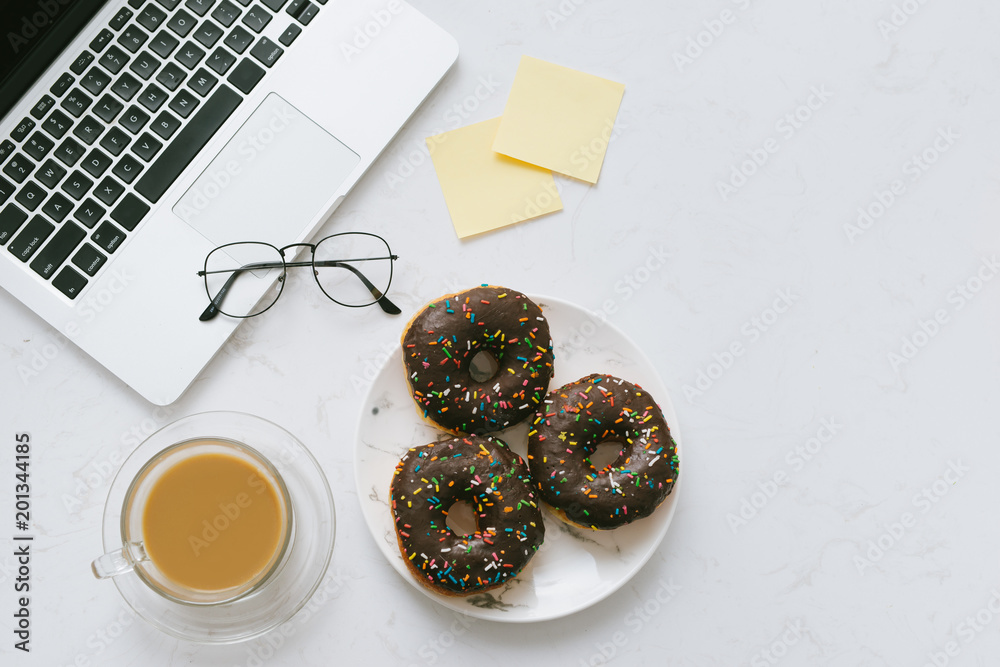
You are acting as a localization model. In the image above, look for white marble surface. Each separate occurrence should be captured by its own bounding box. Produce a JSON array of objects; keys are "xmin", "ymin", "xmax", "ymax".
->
[{"xmin": 3, "ymin": 0, "xmax": 1000, "ymax": 664}]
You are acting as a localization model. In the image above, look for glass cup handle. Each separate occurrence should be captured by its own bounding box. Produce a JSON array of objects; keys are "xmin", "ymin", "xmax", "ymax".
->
[{"xmin": 91, "ymin": 542, "xmax": 148, "ymax": 579}]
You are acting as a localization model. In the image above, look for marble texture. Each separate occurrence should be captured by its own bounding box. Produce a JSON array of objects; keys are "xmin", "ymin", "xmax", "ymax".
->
[{"xmin": 3, "ymin": 0, "xmax": 1000, "ymax": 665}]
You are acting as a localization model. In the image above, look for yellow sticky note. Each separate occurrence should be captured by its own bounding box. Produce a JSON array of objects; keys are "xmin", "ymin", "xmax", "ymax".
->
[
  {"xmin": 493, "ymin": 56, "xmax": 625, "ymax": 184},
  {"xmin": 427, "ymin": 117, "xmax": 563, "ymax": 239}
]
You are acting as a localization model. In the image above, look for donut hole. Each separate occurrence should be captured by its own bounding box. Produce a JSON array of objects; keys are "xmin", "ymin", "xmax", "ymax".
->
[
  {"xmin": 588, "ymin": 441, "xmax": 624, "ymax": 472},
  {"xmin": 445, "ymin": 500, "xmax": 478, "ymax": 536},
  {"xmin": 469, "ymin": 350, "xmax": 500, "ymax": 383}
]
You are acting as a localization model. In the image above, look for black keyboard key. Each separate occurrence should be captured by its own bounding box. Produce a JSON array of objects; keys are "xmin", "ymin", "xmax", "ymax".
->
[
  {"xmin": 261, "ymin": 0, "xmax": 285, "ymax": 11},
  {"xmin": 31, "ymin": 95, "xmax": 56, "ymax": 120},
  {"xmin": 156, "ymin": 61, "xmax": 187, "ymax": 90},
  {"xmin": 95, "ymin": 176, "xmax": 125, "ymax": 205},
  {"xmin": 72, "ymin": 116, "xmax": 105, "ymax": 146},
  {"xmin": 117, "ymin": 25, "xmax": 149, "ymax": 53},
  {"xmin": 137, "ymin": 4, "xmax": 168, "ymax": 31},
  {"xmin": 113, "ymin": 154, "xmax": 143, "ymax": 183},
  {"xmin": 156, "ymin": 0, "xmax": 181, "ymax": 9},
  {"xmin": 0, "ymin": 176, "xmax": 14, "ymax": 205},
  {"xmin": 149, "ymin": 30, "xmax": 180, "ymax": 58},
  {"xmin": 11, "ymin": 118, "xmax": 35, "ymax": 142},
  {"xmin": 42, "ymin": 192, "xmax": 73, "ymax": 222},
  {"xmin": 150, "ymin": 111, "xmax": 181, "ymax": 139},
  {"xmin": 120, "ymin": 105, "xmax": 151, "ymax": 134},
  {"xmin": 185, "ymin": 0, "xmax": 216, "ymax": 16},
  {"xmin": 30, "ymin": 221, "xmax": 87, "ymax": 279},
  {"xmin": 55, "ymin": 138, "xmax": 86, "ymax": 167},
  {"xmin": 111, "ymin": 72, "xmax": 142, "ymax": 101},
  {"xmin": 53, "ymin": 266, "xmax": 88, "ymax": 299},
  {"xmin": 232, "ymin": 0, "xmax": 250, "ymax": 6},
  {"xmin": 90, "ymin": 28, "xmax": 115, "ymax": 53},
  {"xmin": 224, "ymin": 25, "xmax": 253, "ymax": 52},
  {"xmin": 206, "ymin": 47, "xmax": 236, "ymax": 75},
  {"xmin": 250, "ymin": 37, "xmax": 282, "ymax": 68},
  {"xmin": 35, "ymin": 160, "xmax": 67, "ymax": 189},
  {"xmin": 128, "ymin": 0, "xmax": 145, "ymax": 8},
  {"xmin": 242, "ymin": 5, "xmax": 271, "ymax": 32},
  {"xmin": 99, "ymin": 45, "xmax": 130, "ymax": 74},
  {"xmin": 297, "ymin": 2, "xmax": 317, "ymax": 25},
  {"xmin": 278, "ymin": 23, "xmax": 300, "ymax": 46},
  {"xmin": 226, "ymin": 58, "xmax": 264, "ymax": 93},
  {"xmin": 15, "ymin": 182, "xmax": 46, "ymax": 211},
  {"xmin": 62, "ymin": 171, "xmax": 94, "ymax": 200},
  {"xmin": 82, "ymin": 149, "xmax": 114, "ymax": 178},
  {"xmin": 176, "ymin": 41, "xmax": 206, "ymax": 69},
  {"xmin": 212, "ymin": 0, "xmax": 241, "ymax": 26},
  {"xmin": 72, "ymin": 244, "xmax": 107, "ymax": 276},
  {"xmin": 93, "ymin": 93, "xmax": 125, "ymax": 123},
  {"xmin": 168, "ymin": 88, "xmax": 199, "ymax": 117},
  {"xmin": 3, "ymin": 154, "xmax": 34, "ymax": 183},
  {"xmin": 74, "ymin": 198, "xmax": 106, "ymax": 228},
  {"xmin": 8, "ymin": 216, "xmax": 53, "ymax": 262},
  {"xmin": 71, "ymin": 51, "xmax": 95, "ymax": 75},
  {"xmin": 109, "ymin": 7, "xmax": 134, "ymax": 30},
  {"xmin": 167, "ymin": 9, "xmax": 197, "ymax": 37},
  {"xmin": 130, "ymin": 51, "xmax": 162, "ymax": 80},
  {"xmin": 138, "ymin": 83, "xmax": 169, "ymax": 112},
  {"xmin": 135, "ymin": 85, "xmax": 240, "ymax": 202},
  {"xmin": 82, "ymin": 67, "xmax": 113, "ymax": 96},
  {"xmin": 0, "ymin": 205, "xmax": 29, "ymax": 244},
  {"xmin": 193, "ymin": 20, "xmax": 224, "ymax": 47},
  {"xmin": 23, "ymin": 132, "xmax": 55, "ymax": 161},
  {"xmin": 111, "ymin": 192, "xmax": 150, "ymax": 230},
  {"xmin": 42, "ymin": 110, "xmax": 72, "ymax": 139},
  {"xmin": 0, "ymin": 140, "xmax": 15, "ymax": 161},
  {"xmin": 91, "ymin": 220, "xmax": 126, "ymax": 253},
  {"xmin": 50, "ymin": 73, "xmax": 76, "ymax": 98},
  {"xmin": 100, "ymin": 127, "xmax": 131, "ymax": 156},
  {"xmin": 285, "ymin": 0, "xmax": 304, "ymax": 17},
  {"xmin": 60, "ymin": 89, "xmax": 93, "ymax": 118},
  {"xmin": 132, "ymin": 133, "xmax": 163, "ymax": 162},
  {"xmin": 188, "ymin": 68, "xmax": 218, "ymax": 96}
]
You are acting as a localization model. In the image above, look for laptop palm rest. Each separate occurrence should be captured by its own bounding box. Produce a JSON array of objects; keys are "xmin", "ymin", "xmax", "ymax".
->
[{"xmin": 172, "ymin": 93, "xmax": 360, "ymax": 247}]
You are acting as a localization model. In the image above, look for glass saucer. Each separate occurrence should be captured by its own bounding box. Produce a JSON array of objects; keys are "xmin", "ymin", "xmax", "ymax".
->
[{"xmin": 99, "ymin": 411, "xmax": 335, "ymax": 644}]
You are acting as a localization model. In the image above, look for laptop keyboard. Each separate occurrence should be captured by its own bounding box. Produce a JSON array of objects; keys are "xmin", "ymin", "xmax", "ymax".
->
[{"xmin": 0, "ymin": 0, "xmax": 325, "ymax": 300}]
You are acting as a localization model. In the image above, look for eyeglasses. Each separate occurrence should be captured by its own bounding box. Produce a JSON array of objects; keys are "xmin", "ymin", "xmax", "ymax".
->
[{"xmin": 197, "ymin": 231, "xmax": 400, "ymax": 321}]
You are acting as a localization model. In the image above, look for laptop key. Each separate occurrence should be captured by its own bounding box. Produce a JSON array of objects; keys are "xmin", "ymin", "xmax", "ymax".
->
[
  {"xmin": 261, "ymin": 0, "xmax": 286, "ymax": 11},
  {"xmin": 54, "ymin": 138, "xmax": 86, "ymax": 167},
  {"xmin": 91, "ymin": 221, "xmax": 126, "ymax": 253},
  {"xmin": 82, "ymin": 67, "xmax": 113, "ymax": 96},
  {"xmin": 109, "ymin": 7, "xmax": 134, "ymax": 30},
  {"xmin": 61, "ymin": 89, "xmax": 93, "ymax": 118},
  {"xmin": 8, "ymin": 216, "xmax": 54, "ymax": 262},
  {"xmin": 53, "ymin": 266, "xmax": 88, "ymax": 299},
  {"xmin": 99, "ymin": 45, "xmax": 130, "ymax": 74},
  {"xmin": 71, "ymin": 51, "xmax": 95, "ymax": 75},
  {"xmin": 31, "ymin": 95, "xmax": 56, "ymax": 120},
  {"xmin": 3, "ymin": 154, "xmax": 35, "ymax": 183},
  {"xmin": 0, "ymin": 205, "xmax": 29, "ymax": 244},
  {"xmin": 285, "ymin": 0, "xmax": 304, "ymax": 17},
  {"xmin": 15, "ymin": 182, "xmax": 47, "ymax": 211},
  {"xmin": 90, "ymin": 29, "xmax": 115, "ymax": 53},
  {"xmin": 62, "ymin": 171, "xmax": 94, "ymax": 200},
  {"xmin": 139, "ymin": 84, "xmax": 169, "ymax": 112},
  {"xmin": 185, "ymin": 0, "xmax": 216, "ymax": 16},
  {"xmin": 74, "ymin": 198, "xmax": 107, "ymax": 228},
  {"xmin": 42, "ymin": 192, "xmax": 73, "ymax": 223},
  {"xmin": 156, "ymin": 62, "xmax": 187, "ymax": 90},
  {"xmin": 82, "ymin": 149, "xmax": 114, "ymax": 178},
  {"xmin": 193, "ymin": 20, "xmax": 224, "ymax": 47},
  {"xmin": 42, "ymin": 110, "xmax": 72, "ymax": 139},
  {"xmin": 297, "ymin": 3, "xmax": 318, "ymax": 25},
  {"xmin": 149, "ymin": 30, "xmax": 180, "ymax": 58},
  {"xmin": 132, "ymin": 133, "xmax": 163, "ymax": 162},
  {"xmin": 50, "ymin": 73, "xmax": 76, "ymax": 98},
  {"xmin": 250, "ymin": 37, "xmax": 282, "ymax": 68},
  {"xmin": 206, "ymin": 47, "xmax": 236, "ymax": 75},
  {"xmin": 241, "ymin": 5, "xmax": 271, "ymax": 33},
  {"xmin": 118, "ymin": 25, "xmax": 149, "ymax": 54},
  {"xmin": 95, "ymin": 176, "xmax": 125, "ymax": 205},
  {"xmin": 93, "ymin": 94, "xmax": 125, "ymax": 123},
  {"xmin": 130, "ymin": 51, "xmax": 162, "ymax": 80},
  {"xmin": 0, "ymin": 140, "xmax": 15, "ymax": 162},
  {"xmin": 121, "ymin": 106, "xmax": 151, "ymax": 134},
  {"xmin": 72, "ymin": 244, "xmax": 107, "ymax": 276},
  {"xmin": 224, "ymin": 25, "xmax": 253, "ymax": 53},
  {"xmin": 111, "ymin": 192, "xmax": 151, "ymax": 230},
  {"xmin": 11, "ymin": 118, "xmax": 35, "ymax": 142},
  {"xmin": 112, "ymin": 72, "xmax": 142, "ymax": 101},
  {"xmin": 212, "ymin": 0, "xmax": 241, "ymax": 27},
  {"xmin": 188, "ymin": 68, "xmax": 218, "ymax": 96},
  {"xmin": 168, "ymin": 89, "xmax": 200, "ymax": 118},
  {"xmin": 150, "ymin": 111, "xmax": 181, "ymax": 139},
  {"xmin": 129, "ymin": 0, "xmax": 145, "ymax": 8},
  {"xmin": 72, "ymin": 116, "xmax": 105, "ymax": 145},
  {"xmin": 137, "ymin": 4, "xmax": 168, "ymax": 31},
  {"xmin": 23, "ymin": 133, "xmax": 55, "ymax": 161},
  {"xmin": 176, "ymin": 42, "xmax": 206, "ymax": 69},
  {"xmin": 100, "ymin": 127, "xmax": 132, "ymax": 156},
  {"xmin": 113, "ymin": 154, "xmax": 144, "ymax": 183},
  {"xmin": 0, "ymin": 176, "xmax": 14, "ymax": 205},
  {"xmin": 35, "ymin": 160, "xmax": 68, "ymax": 189},
  {"xmin": 232, "ymin": 0, "xmax": 250, "ymax": 6},
  {"xmin": 167, "ymin": 9, "xmax": 197, "ymax": 37},
  {"xmin": 226, "ymin": 58, "xmax": 264, "ymax": 93},
  {"xmin": 156, "ymin": 0, "xmax": 181, "ymax": 9},
  {"xmin": 30, "ymin": 222, "xmax": 87, "ymax": 279},
  {"xmin": 278, "ymin": 23, "xmax": 300, "ymax": 46},
  {"xmin": 135, "ymin": 85, "xmax": 240, "ymax": 203}
]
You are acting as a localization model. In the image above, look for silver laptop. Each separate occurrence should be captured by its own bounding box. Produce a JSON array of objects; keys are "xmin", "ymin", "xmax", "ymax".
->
[{"xmin": 0, "ymin": 0, "xmax": 457, "ymax": 404}]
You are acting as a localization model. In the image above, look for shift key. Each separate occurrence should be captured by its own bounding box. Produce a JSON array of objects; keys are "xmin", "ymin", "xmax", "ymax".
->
[
  {"xmin": 30, "ymin": 221, "xmax": 87, "ymax": 278},
  {"xmin": 8, "ymin": 215, "xmax": 54, "ymax": 263}
]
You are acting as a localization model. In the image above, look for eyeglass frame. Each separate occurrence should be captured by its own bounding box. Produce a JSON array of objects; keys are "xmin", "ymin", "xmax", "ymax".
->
[{"xmin": 196, "ymin": 231, "xmax": 400, "ymax": 321}]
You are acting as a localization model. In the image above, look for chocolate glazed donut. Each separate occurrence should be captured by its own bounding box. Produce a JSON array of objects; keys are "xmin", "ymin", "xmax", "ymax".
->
[
  {"xmin": 527, "ymin": 374, "xmax": 679, "ymax": 530},
  {"xmin": 390, "ymin": 435, "xmax": 545, "ymax": 596},
  {"xmin": 401, "ymin": 285, "xmax": 555, "ymax": 435}
]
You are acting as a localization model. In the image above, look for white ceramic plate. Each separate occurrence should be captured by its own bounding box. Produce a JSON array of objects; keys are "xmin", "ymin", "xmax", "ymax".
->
[{"xmin": 353, "ymin": 295, "xmax": 682, "ymax": 622}]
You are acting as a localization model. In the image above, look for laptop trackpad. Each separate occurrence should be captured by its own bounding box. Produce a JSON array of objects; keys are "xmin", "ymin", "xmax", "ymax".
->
[{"xmin": 173, "ymin": 93, "xmax": 360, "ymax": 246}]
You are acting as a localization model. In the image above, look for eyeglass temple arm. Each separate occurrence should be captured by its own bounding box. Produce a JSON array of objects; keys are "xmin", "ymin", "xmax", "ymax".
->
[
  {"xmin": 197, "ymin": 261, "xmax": 284, "ymax": 322},
  {"xmin": 310, "ymin": 259, "xmax": 401, "ymax": 315}
]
